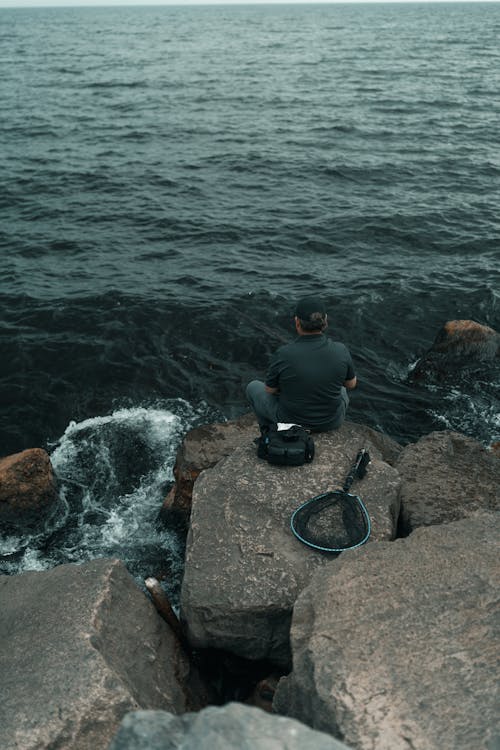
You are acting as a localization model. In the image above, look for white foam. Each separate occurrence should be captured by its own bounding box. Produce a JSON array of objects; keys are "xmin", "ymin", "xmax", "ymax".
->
[
  {"xmin": 426, "ymin": 381, "xmax": 500, "ymax": 445},
  {"xmin": 51, "ymin": 406, "xmax": 184, "ymax": 473},
  {"xmin": 57, "ymin": 407, "xmax": 178, "ymax": 437},
  {"xmin": 2, "ymin": 400, "xmax": 207, "ymax": 597},
  {"xmin": 0, "ymin": 534, "xmax": 25, "ymax": 557},
  {"xmin": 19, "ymin": 548, "xmax": 50, "ymax": 572}
]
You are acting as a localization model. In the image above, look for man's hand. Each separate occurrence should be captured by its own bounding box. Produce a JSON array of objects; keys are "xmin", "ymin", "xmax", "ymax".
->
[
  {"xmin": 344, "ymin": 376, "xmax": 357, "ymax": 390},
  {"xmin": 265, "ymin": 385, "xmax": 279, "ymax": 395}
]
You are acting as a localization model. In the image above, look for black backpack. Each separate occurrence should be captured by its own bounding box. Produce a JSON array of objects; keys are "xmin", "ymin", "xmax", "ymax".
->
[{"xmin": 257, "ymin": 424, "xmax": 315, "ymax": 466}]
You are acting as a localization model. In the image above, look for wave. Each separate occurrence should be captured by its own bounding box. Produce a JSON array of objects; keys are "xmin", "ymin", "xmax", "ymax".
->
[{"xmin": 0, "ymin": 403, "xmax": 209, "ymax": 602}]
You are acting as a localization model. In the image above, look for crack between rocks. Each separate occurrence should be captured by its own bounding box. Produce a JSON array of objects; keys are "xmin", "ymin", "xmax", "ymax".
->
[{"xmin": 86, "ymin": 560, "xmax": 141, "ymax": 706}]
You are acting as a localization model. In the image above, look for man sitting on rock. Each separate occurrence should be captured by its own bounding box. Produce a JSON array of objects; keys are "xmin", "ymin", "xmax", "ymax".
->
[{"xmin": 246, "ymin": 296, "xmax": 357, "ymax": 432}]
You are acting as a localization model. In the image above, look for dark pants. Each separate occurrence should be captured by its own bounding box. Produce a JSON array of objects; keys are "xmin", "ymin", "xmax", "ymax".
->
[
  {"xmin": 246, "ymin": 380, "xmax": 279, "ymax": 428},
  {"xmin": 245, "ymin": 380, "xmax": 349, "ymax": 430}
]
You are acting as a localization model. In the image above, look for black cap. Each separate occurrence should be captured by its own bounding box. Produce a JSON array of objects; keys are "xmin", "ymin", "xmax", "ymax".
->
[{"xmin": 294, "ymin": 296, "xmax": 326, "ymax": 320}]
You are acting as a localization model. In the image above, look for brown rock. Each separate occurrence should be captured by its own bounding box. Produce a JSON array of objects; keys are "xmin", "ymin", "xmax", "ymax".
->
[
  {"xmin": 395, "ymin": 430, "xmax": 500, "ymax": 534},
  {"xmin": 245, "ymin": 673, "xmax": 281, "ymax": 712},
  {"xmin": 435, "ymin": 319, "xmax": 498, "ymax": 349},
  {"xmin": 0, "ymin": 448, "xmax": 58, "ymax": 530},
  {"xmin": 411, "ymin": 319, "xmax": 499, "ymax": 380}
]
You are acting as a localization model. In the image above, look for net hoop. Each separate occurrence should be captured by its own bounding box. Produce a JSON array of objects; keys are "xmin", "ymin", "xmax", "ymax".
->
[{"xmin": 290, "ymin": 490, "xmax": 371, "ymax": 553}]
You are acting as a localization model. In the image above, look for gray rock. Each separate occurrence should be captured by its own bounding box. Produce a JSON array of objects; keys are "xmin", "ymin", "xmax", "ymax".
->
[
  {"xmin": 274, "ymin": 513, "xmax": 500, "ymax": 750},
  {"xmin": 162, "ymin": 415, "xmax": 401, "ymax": 522},
  {"xmin": 180, "ymin": 423, "xmax": 401, "ymax": 666},
  {"xmin": 341, "ymin": 421, "xmax": 402, "ymax": 466},
  {"xmin": 162, "ymin": 413, "xmax": 258, "ymax": 520},
  {"xmin": 396, "ymin": 430, "xmax": 500, "ymax": 533},
  {"xmin": 0, "ymin": 558, "xmax": 204, "ymax": 750},
  {"xmin": 108, "ymin": 703, "xmax": 353, "ymax": 750}
]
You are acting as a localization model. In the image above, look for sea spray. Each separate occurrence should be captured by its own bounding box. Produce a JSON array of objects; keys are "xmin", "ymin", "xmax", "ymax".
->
[
  {"xmin": 0, "ymin": 400, "xmax": 214, "ymax": 604},
  {"xmin": 419, "ymin": 375, "xmax": 500, "ymax": 447}
]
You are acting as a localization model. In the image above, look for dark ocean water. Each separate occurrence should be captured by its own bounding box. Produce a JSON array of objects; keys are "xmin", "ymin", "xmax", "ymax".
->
[{"xmin": 1, "ymin": 3, "xmax": 499, "ymax": 586}]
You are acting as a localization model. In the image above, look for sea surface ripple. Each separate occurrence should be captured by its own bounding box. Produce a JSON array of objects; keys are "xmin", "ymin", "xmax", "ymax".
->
[{"xmin": 1, "ymin": 3, "xmax": 498, "ymax": 580}]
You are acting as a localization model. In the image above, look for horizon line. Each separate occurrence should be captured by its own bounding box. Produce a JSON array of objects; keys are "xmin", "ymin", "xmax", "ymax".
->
[{"xmin": 2, "ymin": 0, "xmax": 500, "ymax": 7}]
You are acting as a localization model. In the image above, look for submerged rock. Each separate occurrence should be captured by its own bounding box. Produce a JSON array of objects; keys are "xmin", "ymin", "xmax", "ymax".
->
[
  {"xmin": 108, "ymin": 702, "xmax": 353, "ymax": 750},
  {"xmin": 0, "ymin": 448, "xmax": 58, "ymax": 532},
  {"xmin": 395, "ymin": 430, "xmax": 500, "ymax": 534},
  {"xmin": 0, "ymin": 558, "xmax": 206, "ymax": 750},
  {"xmin": 411, "ymin": 319, "xmax": 500, "ymax": 381},
  {"xmin": 180, "ymin": 422, "xmax": 401, "ymax": 667},
  {"xmin": 274, "ymin": 513, "xmax": 500, "ymax": 750}
]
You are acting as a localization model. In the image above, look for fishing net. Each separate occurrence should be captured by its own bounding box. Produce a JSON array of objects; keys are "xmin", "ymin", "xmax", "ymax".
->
[
  {"xmin": 291, "ymin": 490, "xmax": 370, "ymax": 552},
  {"xmin": 290, "ymin": 450, "xmax": 371, "ymax": 553}
]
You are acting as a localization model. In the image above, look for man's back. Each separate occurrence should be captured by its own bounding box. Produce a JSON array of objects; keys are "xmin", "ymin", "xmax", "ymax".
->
[
  {"xmin": 266, "ymin": 334, "xmax": 355, "ymax": 430},
  {"xmin": 246, "ymin": 295, "xmax": 356, "ymax": 432}
]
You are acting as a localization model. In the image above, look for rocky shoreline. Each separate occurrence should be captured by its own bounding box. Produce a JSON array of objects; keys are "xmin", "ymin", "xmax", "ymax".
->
[
  {"xmin": 1, "ymin": 318, "xmax": 499, "ymax": 749},
  {"xmin": 1, "ymin": 410, "xmax": 499, "ymax": 750}
]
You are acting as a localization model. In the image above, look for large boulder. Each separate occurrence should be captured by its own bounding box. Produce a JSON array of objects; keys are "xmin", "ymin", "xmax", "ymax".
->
[
  {"xmin": 395, "ymin": 430, "xmax": 500, "ymax": 534},
  {"xmin": 0, "ymin": 558, "xmax": 205, "ymax": 750},
  {"xmin": 274, "ymin": 513, "xmax": 500, "ymax": 750},
  {"xmin": 0, "ymin": 448, "xmax": 58, "ymax": 532},
  {"xmin": 411, "ymin": 319, "xmax": 499, "ymax": 381},
  {"xmin": 163, "ymin": 415, "xmax": 401, "ymax": 523},
  {"xmin": 108, "ymin": 703, "xmax": 353, "ymax": 750},
  {"xmin": 180, "ymin": 422, "xmax": 401, "ymax": 667},
  {"xmin": 162, "ymin": 413, "xmax": 258, "ymax": 521}
]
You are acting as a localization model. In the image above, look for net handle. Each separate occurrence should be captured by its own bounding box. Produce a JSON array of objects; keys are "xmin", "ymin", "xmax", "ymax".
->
[{"xmin": 342, "ymin": 449, "xmax": 370, "ymax": 493}]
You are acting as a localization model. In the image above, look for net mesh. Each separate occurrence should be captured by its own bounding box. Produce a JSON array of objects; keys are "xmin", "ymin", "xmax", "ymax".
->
[{"xmin": 291, "ymin": 490, "xmax": 369, "ymax": 552}]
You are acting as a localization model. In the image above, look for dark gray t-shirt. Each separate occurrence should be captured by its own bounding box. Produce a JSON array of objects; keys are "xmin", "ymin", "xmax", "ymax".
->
[{"xmin": 265, "ymin": 334, "xmax": 355, "ymax": 430}]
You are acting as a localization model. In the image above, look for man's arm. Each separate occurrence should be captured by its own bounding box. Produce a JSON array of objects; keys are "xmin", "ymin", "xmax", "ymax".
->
[
  {"xmin": 344, "ymin": 376, "xmax": 357, "ymax": 390},
  {"xmin": 265, "ymin": 350, "xmax": 282, "ymax": 395}
]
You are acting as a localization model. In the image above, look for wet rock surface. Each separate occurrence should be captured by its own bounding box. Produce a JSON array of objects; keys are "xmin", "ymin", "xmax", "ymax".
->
[
  {"xmin": 411, "ymin": 319, "xmax": 500, "ymax": 381},
  {"xmin": 0, "ymin": 448, "xmax": 58, "ymax": 532},
  {"xmin": 0, "ymin": 558, "xmax": 205, "ymax": 750},
  {"xmin": 395, "ymin": 429, "xmax": 500, "ymax": 533},
  {"xmin": 108, "ymin": 702, "xmax": 354, "ymax": 750},
  {"xmin": 180, "ymin": 422, "xmax": 401, "ymax": 667},
  {"xmin": 273, "ymin": 513, "xmax": 500, "ymax": 750}
]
